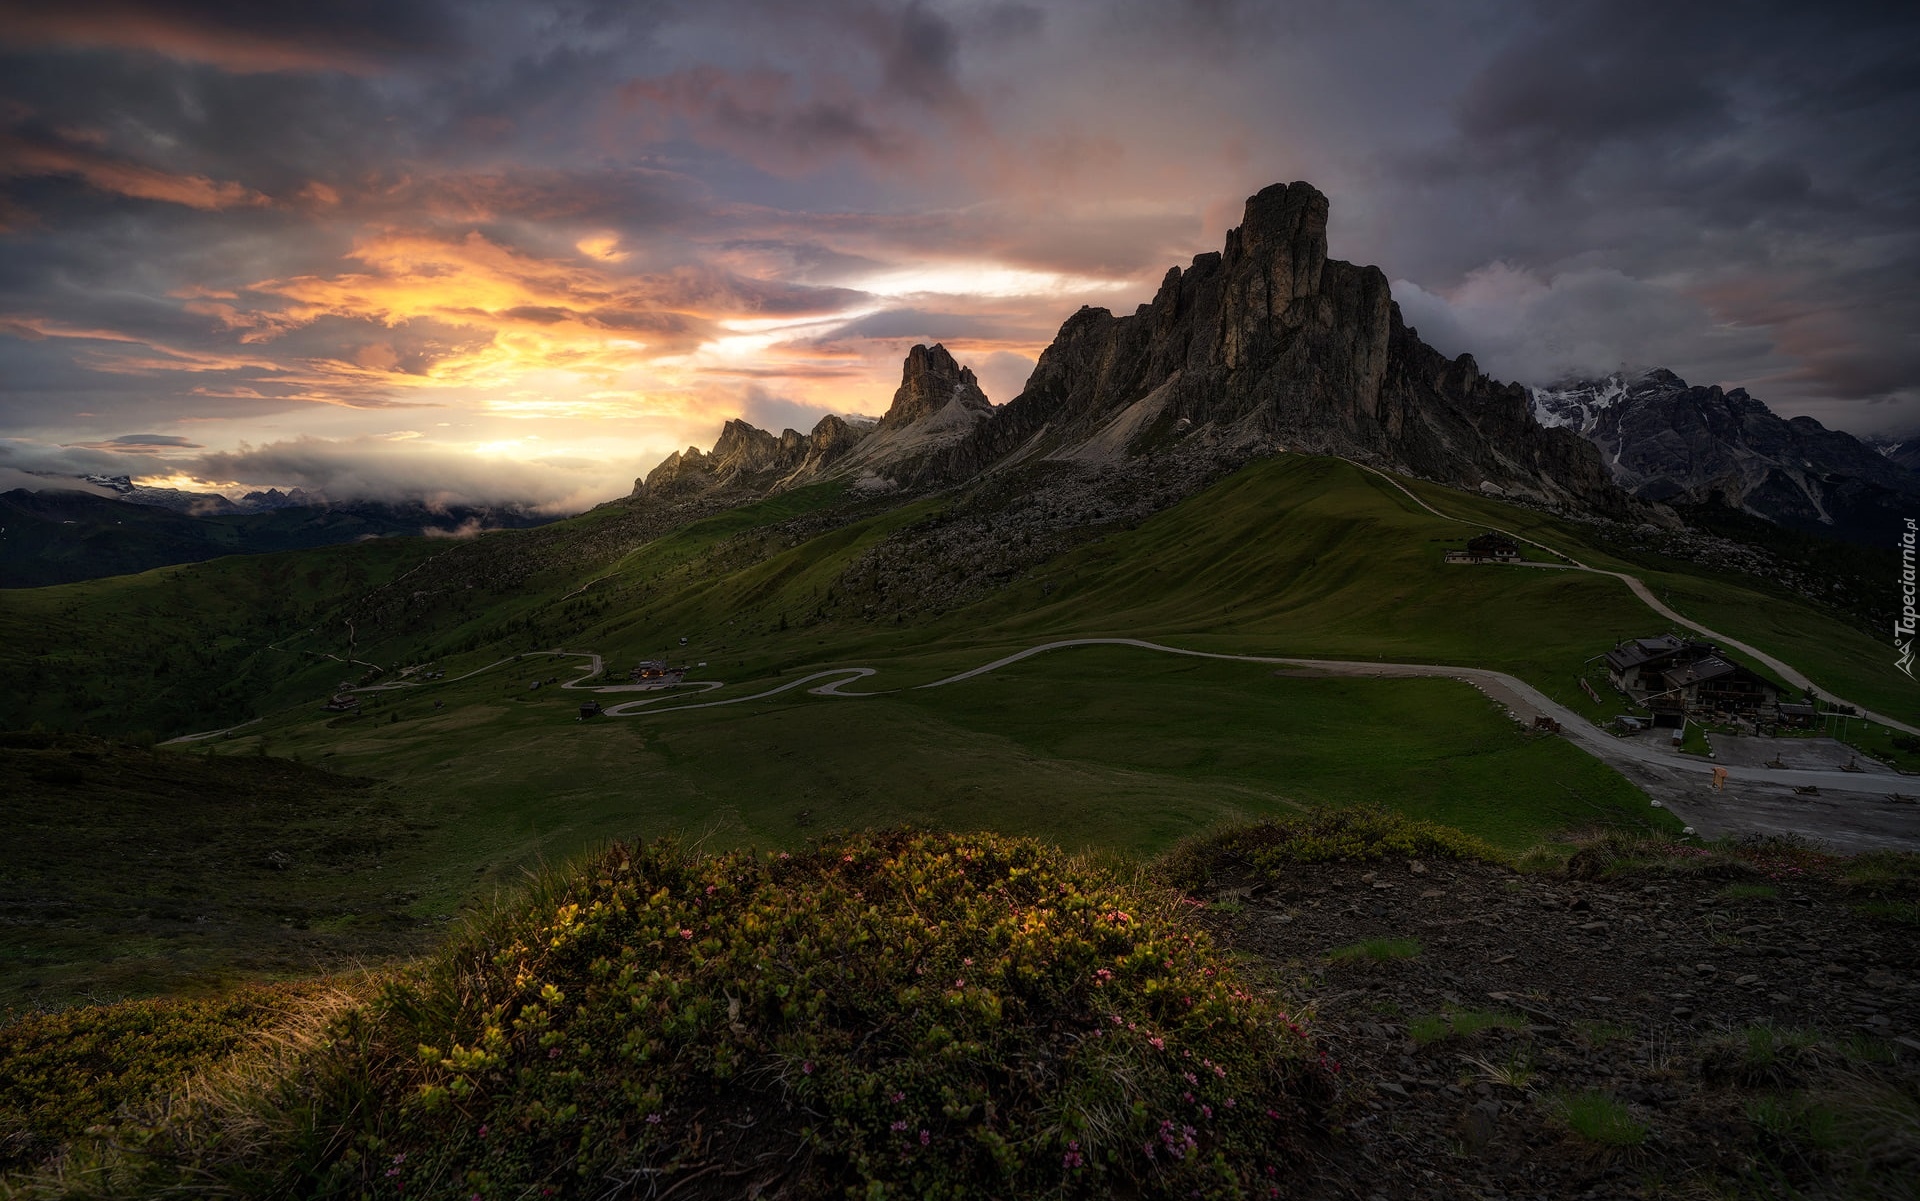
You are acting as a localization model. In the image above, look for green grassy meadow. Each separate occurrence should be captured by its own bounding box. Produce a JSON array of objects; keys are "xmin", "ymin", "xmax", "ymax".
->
[
  {"xmin": 4, "ymin": 452, "xmax": 1897, "ymax": 1007},
  {"xmin": 1379, "ymin": 473, "xmax": 1912, "ymax": 720}
]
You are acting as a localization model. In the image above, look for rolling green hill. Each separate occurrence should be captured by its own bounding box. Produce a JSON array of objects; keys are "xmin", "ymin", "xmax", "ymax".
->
[{"xmin": 3, "ymin": 452, "xmax": 1910, "ymax": 1009}]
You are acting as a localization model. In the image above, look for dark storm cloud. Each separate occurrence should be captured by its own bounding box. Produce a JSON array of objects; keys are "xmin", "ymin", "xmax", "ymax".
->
[
  {"xmin": 1371, "ymin": 0, "xmax": 1920, "ymax": 427},
  {"xmin": 1, "ymin": 0, "xmax": 1917, "ymax": 509},
  {"xmin": 67, "ymin": 433, "xmax": 204, "ymax": 450}
]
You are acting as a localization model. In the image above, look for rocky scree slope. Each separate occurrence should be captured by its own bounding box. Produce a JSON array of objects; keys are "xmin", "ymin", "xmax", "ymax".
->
[{"xmin": 1532, "ymin": 369, "xmax": 1920, "ymax": 544}]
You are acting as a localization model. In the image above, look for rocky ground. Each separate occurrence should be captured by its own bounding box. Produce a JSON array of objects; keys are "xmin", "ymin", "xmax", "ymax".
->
[{"xmin": 1202, "ymin": 854, "xmax": 1919, "ymax": 1199}]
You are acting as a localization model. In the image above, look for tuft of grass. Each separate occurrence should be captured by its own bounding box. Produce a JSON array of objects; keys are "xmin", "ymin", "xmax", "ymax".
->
[
  {"xmin": 1717, "ymin": 882, "xmax": 1779, "ymax": 901},
  {"xmin": 1563, "ymin": 829, "xmax": 1750, "ymax": 882},
  {"xmin": 1556, "ymin": 1091, "xmax": 1648, "ymax": 1148},
  {"xmin": 1327, "ymin": 937, "xmax": 1422, "ymax": 964},
  {"xmin": 1701, "ymin": 1024, "xmax": 1827, "ymax": 1089},
  {"xmin": 11, "ymin": 831, "xmax": 1335, "ymax": 1200},
  {"xmin": 1747, "ymin": 1093, "xmax": 1841, "ymax": 1155},
  {"xmin": 1840, "ymin": 851, "xmax": 1920, "ymax": 927},
  {"xmin": 1461, "ymin": 1049, "xmax": 1534, "ymax": 1089},
  {"xmin": 1573, "ymin": 1020, "xmax": 1634, "ymax": 1051},
  {"xmin": 1408, "ymin": 1009, "xmax": 1528, "ymax": 1046}
]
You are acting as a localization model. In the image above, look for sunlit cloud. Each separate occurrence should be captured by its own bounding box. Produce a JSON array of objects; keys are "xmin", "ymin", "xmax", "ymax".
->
[{"xmin": 0, "ymin": 132, "xmax": 269, "ymax": 210}]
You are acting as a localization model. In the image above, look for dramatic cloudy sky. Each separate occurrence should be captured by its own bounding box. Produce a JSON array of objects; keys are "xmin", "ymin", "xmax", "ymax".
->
[{"xmin": 2, "ymin": 0, "xmax": 1916, "ymax": 510}]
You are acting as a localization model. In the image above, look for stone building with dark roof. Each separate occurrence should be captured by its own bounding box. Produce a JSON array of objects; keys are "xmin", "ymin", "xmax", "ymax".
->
[{"xmin": 1603, "ymin": 635, "xmax": 1781, "ymax": 726}]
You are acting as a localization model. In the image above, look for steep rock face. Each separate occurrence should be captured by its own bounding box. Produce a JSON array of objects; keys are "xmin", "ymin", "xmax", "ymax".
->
[
  {"xmin": 633, "ymin": 414, "xmax": 866, "ymax": 499},
  {"xmin": 832, "ymin": 343, "xmax": 996, "ymax": 484},
  {"xmin": 878, "ymin": 344, "xmax": 992, "ymax": 431},
  {"xmin": 1864, "ymin": 434, "xmax": 1920, "ymax": 474},
  {"xmin": 906, "ymin": 182, "xmax": 1623, "ymax": 512},
  {"xmin": 1531, "ymin": 369, "xmax": 1920, "ymax": 542}
]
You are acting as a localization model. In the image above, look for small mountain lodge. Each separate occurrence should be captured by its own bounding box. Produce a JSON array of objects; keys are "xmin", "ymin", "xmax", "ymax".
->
[
  {"xmin": 631, "ymin": 660, "xmax": 688, "ymax": 686},
  {"xmin": 1604, "ymin": 634, "xmax": 1781, "ymax": 726},
  {"xmin": 1445, "ymin": 532, "xmax": 1523, "ymax": 563}
]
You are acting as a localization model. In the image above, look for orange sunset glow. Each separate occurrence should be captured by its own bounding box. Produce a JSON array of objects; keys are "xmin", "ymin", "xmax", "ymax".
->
[{"xmin": 2, "ymin": 1, "xmax": 1915, "ymax": 510}]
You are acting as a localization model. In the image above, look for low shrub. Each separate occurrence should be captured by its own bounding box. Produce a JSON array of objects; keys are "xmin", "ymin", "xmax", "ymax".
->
[
  {"xmin": 0, "ymin": 985, "xmax": 313, "ymax": 1173},
  {"xmin": 1159, "ymin": 806, "xmax": 1501, "ymax": 892},
  {"xmin": 51, "ymin": 831, "xmax": 1334, "ymax": 1200}
]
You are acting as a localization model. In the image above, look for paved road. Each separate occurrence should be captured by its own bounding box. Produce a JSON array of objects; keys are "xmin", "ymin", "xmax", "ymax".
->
[
  {"xmin": 164, "ymin": 638, "xmax": 1915, "ymax": 850},
  {"xmin": 609, "ymin": 636, "xmax": 1918, "ymax": 852},
  {"xmin": 1349, "ymin": 461, "xmax": 1919, "ymax": 738}
]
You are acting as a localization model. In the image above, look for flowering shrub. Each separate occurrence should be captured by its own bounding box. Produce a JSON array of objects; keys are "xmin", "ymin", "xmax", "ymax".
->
[{"xmin": 264, "ymin": 831, "xmax": 1331, "ymax": 1199}]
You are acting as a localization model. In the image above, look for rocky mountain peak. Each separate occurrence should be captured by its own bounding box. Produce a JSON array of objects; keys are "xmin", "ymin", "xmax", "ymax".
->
[
  {"xmin": 1530, "ymin": 368, "xmax": 1920, "ymax": 542},
  {"xmin": 1226, "ymin": 181, "xmax": 1329, "ymax": 304},
  {"xmin": 878, "ymin": 343, "xmax": 992, "ymax": 431},
  {"xmin": 634, "ymin": 413, "xmax": 873, "ymax": 500}
]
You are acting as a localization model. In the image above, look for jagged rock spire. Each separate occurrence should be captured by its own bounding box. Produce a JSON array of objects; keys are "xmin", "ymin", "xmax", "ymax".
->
[{"xmin": 878, "ymin": 344, "xmax": 992, "ymax": 431}]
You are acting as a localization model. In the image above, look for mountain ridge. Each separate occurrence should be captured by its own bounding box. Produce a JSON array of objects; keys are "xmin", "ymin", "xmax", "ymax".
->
[
  {"xmin": 1529, "ymin": 368, "xmax": 1920, "ymax": 543},
  {"xmin": 629, "ymin": 182, "xmax": 1635, "ymax": 525}
]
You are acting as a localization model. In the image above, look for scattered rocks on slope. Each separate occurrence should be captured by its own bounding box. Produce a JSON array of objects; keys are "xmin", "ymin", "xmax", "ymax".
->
[{"xmin": 1203, "ymin": 859, "xmax": 1919, "ymax": 1199}]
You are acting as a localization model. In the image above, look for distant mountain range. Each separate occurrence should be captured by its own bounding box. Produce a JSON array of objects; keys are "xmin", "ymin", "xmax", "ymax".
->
[
  {"xmin": 1, "ymin": 487, "xmax": 553, "ymax": 588},
  {"xmin": 15, "ymin": 182, "xmax": 1915, "ymax": 591},
  {"xmin": 1529, "ymin": 369, "xmax": 1920, "ymax": 544},
  {"xmin": 1865, "ymin": 434, "xmax": 1920, "ymax": 473},
  {"xmin": 76, "ymin": 474, "xmax": 328, "ymax": 516}
]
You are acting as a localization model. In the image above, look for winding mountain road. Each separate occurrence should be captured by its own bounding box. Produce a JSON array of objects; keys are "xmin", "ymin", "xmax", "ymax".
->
[
  {"xmin": 1348, "ymin": 461, "xmax": 1918, "ymax": 738},
  {"xmin": 522, "ymin": 635, "xmax": 1915, "ymax": 852}
]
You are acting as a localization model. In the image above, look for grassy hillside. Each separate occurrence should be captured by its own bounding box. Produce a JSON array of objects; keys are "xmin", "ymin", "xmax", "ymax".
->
[
  {"xmin": 9, "ymin": 455, "xmax": 1903, "ymax": 740},
  {"xmin": 1378, "ymin": 474, "xmax": 1913, "ymax": 719},
  {"xmin": 0, "ymin": 536, "xmax": 447, "ymax": 736},
  {"xmin": 0, "ymin": 735, "xmax": 444, "ymax": 1011},
  {"xmin": 5, "ymin": 452, "xmax": 1898, "ymax": 1009},
  {"xmin": 0, "ymin": 489, "xmax": 551, "ymax": 589}
]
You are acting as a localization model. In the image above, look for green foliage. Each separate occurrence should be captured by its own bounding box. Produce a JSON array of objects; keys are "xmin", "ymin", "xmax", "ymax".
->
[
  {"xmin": 1840, "ymin": 851, "xmax": 1920, "ymax": 899},
  {"xmin": 0, "ymin": 986, "xmax": 305, "ymax": 1172},
  {"xmin": 1571, "ymin": 1020, "xmax": 1633, "ymax": 1051},
  {"xmin": 1407, "ymin": 1009, "xmax": 1527, "ymax": 1047},
  {"xmin": 1555, "ymin": 1091, "xmax": 1647, "ymax": 1148},
  {"xmin": 1326, "ymin": 938, "xmax": 1421, "ymax": 964},
  {"xmin": 1746, "ymin": 1093, "xmax": 1841, "ymax": 1154},
  {"xmin": 1159, "ymin": 806, "xmax": 1502, "ymax": 894},
  {"xmin": 56, "ymin": 832, "xmax": 1333, "ymax": 1199}
]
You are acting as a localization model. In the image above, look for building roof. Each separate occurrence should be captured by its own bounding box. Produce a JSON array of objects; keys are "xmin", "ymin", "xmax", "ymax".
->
[
  {"xmin": 1659, "ymin": 656, "xmax": 1738, "ymax": 688},
  {"xmin": 1603, "ymin": 634, "xmax": 1691, "ymax": 673}
]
